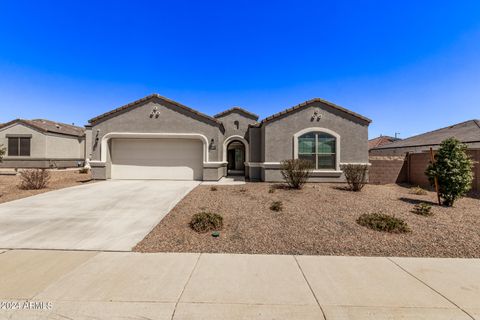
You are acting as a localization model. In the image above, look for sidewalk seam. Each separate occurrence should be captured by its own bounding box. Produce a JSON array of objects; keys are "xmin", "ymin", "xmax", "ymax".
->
[
  {"xmin": 293, "ymin": 256, "xmax": 327, "ymax": 320},
  {"xmin": 387, "ymin": 257, "xmax": 475, "ymax": 320},
  {"xmin": 171, "ymin": 253, "xmax": 202, "ymax": 320}
]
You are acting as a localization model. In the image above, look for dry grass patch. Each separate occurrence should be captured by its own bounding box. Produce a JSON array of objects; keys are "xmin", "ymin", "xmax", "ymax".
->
[{"xmin": 134, "ymin": 183, "xmax": 480, "ymax": 258}]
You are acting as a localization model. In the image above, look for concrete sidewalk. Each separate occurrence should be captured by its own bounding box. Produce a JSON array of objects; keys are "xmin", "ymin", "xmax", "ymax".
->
[{"xmin": 0, "ymin": 250, "xmax": 478, "ymax": 319}]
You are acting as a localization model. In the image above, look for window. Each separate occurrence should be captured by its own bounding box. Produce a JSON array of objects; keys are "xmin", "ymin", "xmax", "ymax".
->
[
  {"xmin": 298, "ymin": 132, "xmax": 336, "ymax": 170},
  {"xmin": 234, "ymin": 120, "xmax": 239, "ymax": 130},
  {"xmin": 8, "ymin": 137, "xmax": 31, "ymax": 156}
]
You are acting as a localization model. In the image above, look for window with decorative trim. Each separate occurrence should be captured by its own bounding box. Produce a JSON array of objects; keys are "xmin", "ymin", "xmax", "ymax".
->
[{"xmin": 298, "ymin": 132, "xmax": 336, "ymax": 170}]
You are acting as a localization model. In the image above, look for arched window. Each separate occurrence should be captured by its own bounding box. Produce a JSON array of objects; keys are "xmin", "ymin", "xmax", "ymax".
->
[
  {"xmin": 234, "ymin": 120, "xmax": 239, "ymax": 130},
  {"xmin": 298, "ymin": 132, "xmax": 336, "ymax": 170}
]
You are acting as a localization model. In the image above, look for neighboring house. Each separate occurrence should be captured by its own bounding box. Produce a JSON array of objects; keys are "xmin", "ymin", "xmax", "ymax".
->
[
  {"xmin": 368, "ymin": 135, "xmax": 400, "ymax": 150},
  {"xmin": 370, "ymin": 119, "xmax": 480, "ymax": 156},
  {"xmin": 0, "ymin": 119, "xmax": 86, "ymax": 168},
  {"xmin": 87, "ymin": 94, "xmax": 371, "ymax": 181}
]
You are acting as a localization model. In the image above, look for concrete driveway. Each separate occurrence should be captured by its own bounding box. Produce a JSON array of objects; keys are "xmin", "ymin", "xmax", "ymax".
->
[{"xmin": 0, "ymin": 180, "xmax": 199, "ymax": 251}]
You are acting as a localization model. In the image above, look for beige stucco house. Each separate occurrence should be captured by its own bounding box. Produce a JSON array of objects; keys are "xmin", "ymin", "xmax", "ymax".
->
[
  {"xmin": 0, "ymin": 119, "xmax": 86, "ymax": 168},
  {"xmin": 87, "ymin": 94, "xmax": 371, "ymax": 182}
]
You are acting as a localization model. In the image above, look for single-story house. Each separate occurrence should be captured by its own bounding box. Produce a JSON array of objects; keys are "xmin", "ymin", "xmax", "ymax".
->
[
  {"xmin": 0, "ymin": 119, "xmax": 87, "ymax": 168},
  {"xmin": 87, "ymin": 94, "xmax": 371, "ymax": 181},
  {"xmin": 368, "ymin": 135, "xmax": 400, "ymax": 150},
  {"xmin": 370, "ymin": 119, "xmax": 480, "ymax": 156}
]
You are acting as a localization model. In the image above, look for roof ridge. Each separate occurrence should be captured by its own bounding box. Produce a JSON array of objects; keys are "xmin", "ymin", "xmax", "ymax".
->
[
  {"xmin": 29, "ymin": 119, "xmax": 84, "ymax": 130},
  {"xmin": 89, "ymin": 93, "xmax": 223, "ymax": 126},
  {"xmin": 213, "ymin": 106, "xmax": 259, "ymax": 120},
  {"xmin": 372, "ymin": 119, "xmax": 480, "ymax": 150},
  {"xmin": 261, "ymin": 98, "xmax": 371, "ymax": 124}
]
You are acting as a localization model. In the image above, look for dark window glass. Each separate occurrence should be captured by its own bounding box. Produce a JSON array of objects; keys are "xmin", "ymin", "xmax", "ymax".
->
[
  {"xmin": 297, "ymin": 132, "xmax": 336, "ymax": 170},
  {"xmin": 8, "ymin": 137, "xmax": 19, "ymax": 156},
  {"xmin": 19, "ymin": 138, "xmax": 31, "ymax": 156}
]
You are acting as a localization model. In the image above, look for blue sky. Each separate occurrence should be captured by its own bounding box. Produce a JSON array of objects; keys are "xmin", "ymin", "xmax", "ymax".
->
[{"xmin": 0, "ymin": 1, "xmax": 479, "ymax": 139}]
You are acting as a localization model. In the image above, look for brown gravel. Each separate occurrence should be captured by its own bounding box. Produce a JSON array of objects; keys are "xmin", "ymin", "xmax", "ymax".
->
[
  {"xmin": 134, "ymin": 183, "xmax": 480, "ymax": 258},
  {"xmin": 0, "ymin": 170, "xmax": 93, "ymax": 204}
]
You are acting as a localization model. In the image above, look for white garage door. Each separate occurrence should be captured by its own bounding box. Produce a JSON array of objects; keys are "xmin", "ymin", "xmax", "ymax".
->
[{"xmin": 110, "ymin": 138, "xmax": 203, "ymax": 180}]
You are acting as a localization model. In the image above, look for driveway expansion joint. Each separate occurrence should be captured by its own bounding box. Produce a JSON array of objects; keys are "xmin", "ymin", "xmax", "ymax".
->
[
  {"xmin": 170, "ymin": 253, "xmax": 202, "ymax": 320},
  {"xmin": 387, "ymin": 257, "xmax": 476, "ymax": 320},
  {"xmin": 293, "ymin": 255, "xmax": 327, "ymax": 320}
]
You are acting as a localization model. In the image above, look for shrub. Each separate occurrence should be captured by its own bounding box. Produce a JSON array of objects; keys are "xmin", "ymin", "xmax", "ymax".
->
[
  {"xmin": 239, "ymin": 188, "xmax": 247, "ymax": 193},
  {"xmin": 19, "ymin": 169, "xmax": 51, "ymax": 190},
  {"xmin": 341, "ymin": 164, "xmax": 368, "ymax": 191},
  {"xmin": 280, "ymin": 159, "xmax": 313, "ymax": 189},
  {"xmin": 270, "ymin": 201, "xmax": 283, "ymax": 211},
  {"xmin": 190, "ymin": 212, "xmax": 223, "ymax": 233},
  {"xmin": 412, "ymin": 202, "xmax": 433, "ymax": 216},
  {"xmin": 357, "ymin": 213, "xmax": 410, "ymax": 233},
  {"xmin": 0, "ymin": 144, "xmax": 5, "ymax": 162},
  {"xmin": 268, "ymin": 187, "xmax": 275, "ymax": 194},
  {"xmin": 410, "ymin": 186, "xmax": 427, "ymax": 195},
  {"xmin": 210, "ymin": 186, "xmax": 217, "ymax": 191},
  {"xmin": 79, "ymin": 168, "xmax": 90, "ymax": 174},
  {"xmin": 425, "ymin": 138, "xmax": 474, "ymax": 206}
]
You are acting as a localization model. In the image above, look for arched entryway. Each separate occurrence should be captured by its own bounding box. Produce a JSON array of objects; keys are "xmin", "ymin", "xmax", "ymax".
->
[{"xmin": 226, "ymin": 140, "xmax": 246, "ymax": 176}]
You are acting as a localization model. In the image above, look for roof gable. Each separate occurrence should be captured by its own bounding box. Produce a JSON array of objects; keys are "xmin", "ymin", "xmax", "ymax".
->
[
  {"xmin": 373, "ymin": 119, "xmax": 480, "ymax": 150},
  {"xmin": 89, "ymin": 94, "xmax": 223, "ymax": 127},
  {"xmin": 0, "ymin": 119, "xmax": 85, "ymax": 137},
  {"xmin": 214, "ymin": 107, "xmax": 259, "ymax": 121},
  {"xmin": 260, "ymin": 98, "xmax": 371, "ymax": 126}
]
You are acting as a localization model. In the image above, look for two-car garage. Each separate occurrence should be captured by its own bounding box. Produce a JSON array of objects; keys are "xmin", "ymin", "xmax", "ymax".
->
[{"xmin": 109, "ymin": 138, "xmax": 203, "ymax": 180}]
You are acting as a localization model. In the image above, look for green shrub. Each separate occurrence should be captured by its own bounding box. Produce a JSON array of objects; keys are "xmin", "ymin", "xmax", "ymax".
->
[
  {"xmin": 280, "ymin": 159, "xmax": 313, "ymax": 189},
  {"xmin": 190, "ymin": 212, "xmax": 223, "ymax": 233},
  {"xmin": 412, "ymin": 202, "xmax": 433, "ymax": 216},
  {"xmin": 18, "ymin": 169, "xmax": 51, "ymax": 190},
  {"xmin": 341, "ymin": 164, "xmax": 369, "ymax": 191},
  {"xmin": 268, "ymin": 185, "xmax": 275, "ymax": 193},
  {"xmin": 410, "ymin": 186, "xmax": 427, "ymax": 195},
  {"xmin": 210, "ymin": 186, "xmax": 217, "ymax": 191},
  {"xmin": 270, "ymin": 201, "xmax": 283, "ymax": 212},
  {"xmin": 357, "ymin": 213, "xmax": 410, "ymax": 233},
  {"xmin": 0, "ymin": 144, "xmax": 5, "ymax": 162},
  {"xmin": 426, "ymin": 138, "xmax": 474, "ymax": 206}
]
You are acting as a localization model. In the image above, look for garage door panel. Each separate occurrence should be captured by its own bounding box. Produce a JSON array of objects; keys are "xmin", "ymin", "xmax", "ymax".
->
[{"xmin": 110, "ymin": 138, "xmax": 203, "ymax": 180}]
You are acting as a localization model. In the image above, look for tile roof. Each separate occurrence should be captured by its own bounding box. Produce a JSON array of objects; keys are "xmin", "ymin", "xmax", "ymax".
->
[
  {"xmin": 368, "ymin": 136, "xmax": 400, "ymax": 149},
  {"xmin": 261, "ymin": 98, "xmax": 371, "ymax": 124},
  {"xmin": 213, "ymin": 107, "xmax": 259, "ymax": 121},
  {"xmin": 0, "ymin": 119, "xmax": 85, "ymax": 137},
  {"xmin": 372, "ymin": 119, "xmax": 480, "ymax": 150},
  {"xmin": 89, "ymin": 93, "xmax": 223, "ymax": 126}
]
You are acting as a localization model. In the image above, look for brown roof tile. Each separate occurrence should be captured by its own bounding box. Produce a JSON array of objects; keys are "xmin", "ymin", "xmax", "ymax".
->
[
  {"xmin": 260, "ymin": 98, "xmax": 371, "ymax": 125},
  {"xmin": 213, "ymin": 107, "xmax": 259, "ymax": 120},
  {"xmin": 0, "ymin": 119, "xmax": 85, "ymax": 137},
  {"xmin": 372, "ymin": 119, "xmax": 480, "ymax": 150},
  {"xmin": 368, "ymin": 136, "xmax": 400, "ymax": 150},
  {"xmin": 89, "ymin": 93, "xmax": 223, "ymax": 126}
]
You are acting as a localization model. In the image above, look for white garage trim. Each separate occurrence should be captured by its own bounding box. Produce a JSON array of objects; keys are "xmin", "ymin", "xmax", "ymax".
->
[
  {"xmin": 222, "ymin": 135, "xmax": 250, "ymax": 163},
  {"xmin": 100, "ymin": 132, "xmax": 210, "ymax": 163}
]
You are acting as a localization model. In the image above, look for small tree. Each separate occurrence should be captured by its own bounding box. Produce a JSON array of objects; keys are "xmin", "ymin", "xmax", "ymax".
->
[
  {"xmin": 341, "ymin": 164, "xmax": 369, "ymax": 191},
  {"xmin": 0, "ymin": 144, "xmax": 5, "ymax": 162},
  {"xmin": 280, "ymin": 159, "xmax": 313, "ymax": 189},
  {"xmin": 425, "ymin": 138, "xmax": 474, "ymax": 206}
]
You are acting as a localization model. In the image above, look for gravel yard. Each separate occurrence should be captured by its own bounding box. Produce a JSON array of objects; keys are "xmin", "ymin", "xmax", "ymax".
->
[
  {"xmin": 0, "ymin": 170, "xmax": 92, "ymax": 204},
  {"xmin": 135, "ymin": 183, "xmax": 480, "ymax": 258}
]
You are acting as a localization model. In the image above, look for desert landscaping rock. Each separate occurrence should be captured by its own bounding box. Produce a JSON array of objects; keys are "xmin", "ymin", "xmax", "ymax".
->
[
  {"xmin": 0, "ymin": 170, "xmax": 92, "ymax": 204},
  {"xmin": 135, "ymin": 183, "xmax": 480, "ymax": 258}
]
